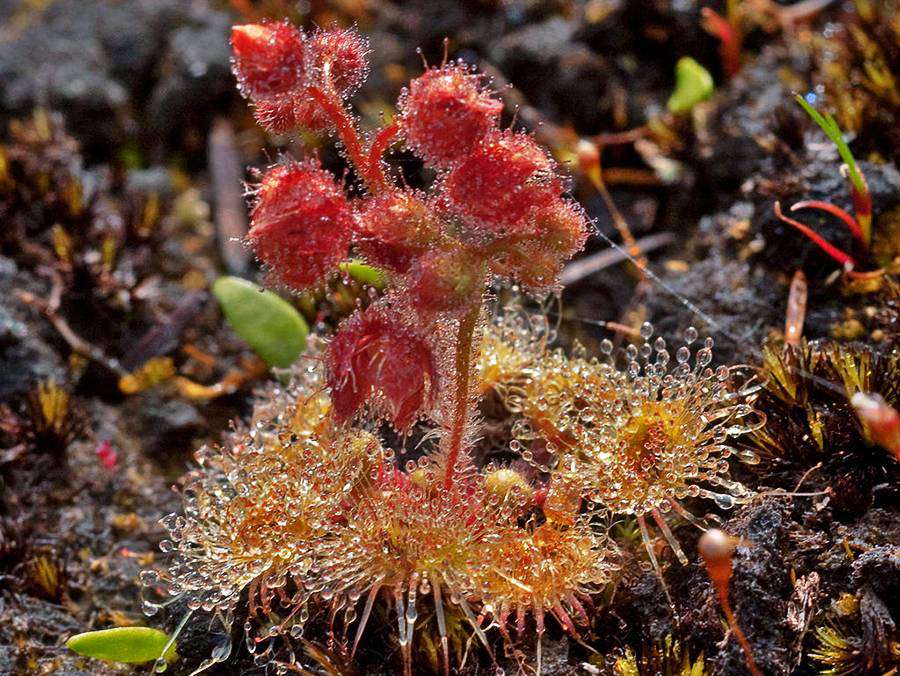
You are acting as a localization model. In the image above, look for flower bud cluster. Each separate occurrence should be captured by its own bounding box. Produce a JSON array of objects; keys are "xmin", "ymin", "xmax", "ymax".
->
[
  {"xmin": 233, "ymin": 22, "xmax": 590, "ymax": 431},
  {"xmin": 231, "ymin": 21, "xmax": 369, "ymax": 133}
]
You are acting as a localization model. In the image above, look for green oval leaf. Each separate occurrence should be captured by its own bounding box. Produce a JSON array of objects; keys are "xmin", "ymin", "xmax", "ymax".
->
[
  {"xmin": 213, "ymin": 276, "xmax": 308, "ymax": 368},
  {"xmin": 66, "ymin": 627, "xmax": 178, "ymax": 664},
  {"xmin": 667, "ymin": 57, "xmax": 714, "ymax": 115},
  {"xmin": 339, "ymin": 259, "xmax": 387, "ymax": 290}
]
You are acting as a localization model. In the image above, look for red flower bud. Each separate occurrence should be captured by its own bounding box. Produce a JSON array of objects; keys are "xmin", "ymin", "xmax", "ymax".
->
[
  {"xmin": 307, "ymin": 27, "xmax": 370, "ymax": 97},
  {"xmin": 247, "ymin": 160, "xmax": 352, "ymax": 289},
  {"xmin": 353, "ymin": 190, "xmax": 440, "ymax": 273},
  {"xmin": 231, "ymin": 22, "xmax": 306, "ymax": 102},
  {"xmin": 534, "ymin": 198, "xmax": 590, "ymax": 257},
  {"xmin": 441, "ymin": 129, "xmax": 564, "ymax": 236},
  {"xmin": 490, "ymin": 198, "xmax": 589, "ymax": 294},
  {"xmin": 251, "ymin": 97, "xmax": 299, "ymax": 134},
  {"xmin": 398, "ymin": 63, "xmax": 502, "ymax": 168},
  {"xmin": 407, "ymin": 247, "xmax": 484, "ymax": 314},
  {"xmin": 327, "ymin": 305, "xmax": 438, "ymax": 432}
]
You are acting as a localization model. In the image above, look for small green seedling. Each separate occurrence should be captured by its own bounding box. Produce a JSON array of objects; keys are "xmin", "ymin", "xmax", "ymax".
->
[
  {"xmin": 667, "ymin": 57, "xmax": 714, "ymax": 115},
  {"xmin": 794, "ymin": 94, "xmax": 872, "ymax": 245},
  {"xmin": 773, "ymin": 96, "xmax": 876, "ymax": 274},
  {"xmin": 339, "ymin": 259, "xmax": 387, "ymax": 290},
  {"xmin": 213, "ymin": 276, "xmax": 309, "ymax": 368},
  {"xmin": 66, "ymin": 626, "xmax": 178, "ymax": 665}
]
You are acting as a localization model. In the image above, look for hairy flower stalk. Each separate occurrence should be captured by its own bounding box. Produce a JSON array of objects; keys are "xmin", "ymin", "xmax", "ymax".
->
[{"xmin": 442, "ymin": 302, "xmax": 482, "ymax": 488}]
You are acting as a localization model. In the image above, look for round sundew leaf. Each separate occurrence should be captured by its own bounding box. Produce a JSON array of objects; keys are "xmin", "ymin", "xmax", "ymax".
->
[
  {"xmin": 66, "ymin": 627, "xmax": 178, "ymax": 664},
  {"xmin": 667, "ymin": 57, "xmax": 714, "ymax": 115},
  {"xmin": 339, "ymin": 259, "xmax": 387, "ymax": 290},
  {"xmin": 213, "ymin": 276, "xmax": 308, "ymax": 368}
]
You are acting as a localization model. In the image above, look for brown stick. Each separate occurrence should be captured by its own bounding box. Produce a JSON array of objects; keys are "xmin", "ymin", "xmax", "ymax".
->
[
  {"xmin": 209, "ymin": 118, "xmax": 250, "ymax": 275},
  {"xmin": 559, "ymin": 233, "xmax": 673, "ymax": 286},
  {"xmin": 784, "ymin": 269, "xmax": 807, "ymax": 346}
]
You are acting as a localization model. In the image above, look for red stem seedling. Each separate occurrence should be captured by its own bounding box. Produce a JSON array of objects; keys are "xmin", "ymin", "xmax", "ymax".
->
[
  {"xmin": 774, "ymin": 201, "xmax": 856, "ymax": 269},
  {"xmin": 698, "ymin": 529, "xmax": 762, "ymax": 676},
  {"xmin": 775, "ymin": 96, "xmax": 877, "ymax": 276},
  {"xmin": 794, "ymin": 95, "xmax": 872, "ymax": 245}
]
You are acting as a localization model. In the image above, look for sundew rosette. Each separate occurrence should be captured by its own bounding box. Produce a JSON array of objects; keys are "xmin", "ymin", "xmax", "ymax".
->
[
  {"xmin": 505, "ymin": 322, "xmax": 765, "ymax": 566},
  {"xmin": 309, "ymin": 456, "xmax": 528, "ymax": 676},
  {"xmin": 475, "ymin": 474, "xmax": 620, "ymax": 674},
  {"xmin": 476, "ymin": 303, "xmax": 554, "ymax": 395},
  {"xmin": 140, "ymin": 422, "xmax": 383, "ymax": 672}
]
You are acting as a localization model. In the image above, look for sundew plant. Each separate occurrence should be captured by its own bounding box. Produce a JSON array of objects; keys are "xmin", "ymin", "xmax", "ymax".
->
[{"xmin": 140, "ymin": 21, "xmax": 764, "ymax": 675}]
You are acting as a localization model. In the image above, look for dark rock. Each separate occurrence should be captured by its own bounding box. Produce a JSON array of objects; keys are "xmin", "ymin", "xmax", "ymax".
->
[
  {"xmin": 0, "ymin": 257, "xmax": 67, "ymax": 400},
  {"xmin": 716, "ymin": 500, "xmax": 795, "ymax": 674},
  {"xmin": 125, "ymin": 392, "xmax": 204, "ymax": 458},
  {"xmin": 146, "ymin": 16, "xmax": 233, "ymax": 149},
  {"xmin": 850, "ymin": 545, "xmax": 900, "ymax": 614},
  {"xmin": 0, "ymin": 0, "xmax": 233, "ymax": 159}
]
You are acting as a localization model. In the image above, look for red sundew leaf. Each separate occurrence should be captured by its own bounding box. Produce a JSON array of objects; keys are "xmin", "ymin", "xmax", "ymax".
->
[
  {"xmin": 353, "ymin": 189, "xmax": 440, "ymax": 274},
  {"xmin": 488, "ymin": 198, "xmax": 590, "ymax": 295},
  {"xmin": 406, "ymin": 246, "xmax": 485, "ymax": 314},
  {"xmin": 231, "ymin": 22, "xmax": 307, "ymax": 101},
  {"xmin": 774, "ymin": 201, "xmax": 856, "ymax": 268},
  {"xmin": 251, "ymin": 97, "xmax": 299, "ymax": 134},
  {"xmin": 307, "ymin": 27, "xmax": 370, "ymax": 97},
  {"xmin": 326, "ymin": 306, "xmax": 437, "ymax": 432},
  {"xmin": 442, "ymin": 129, "xmax": 564, "ymax": 237},
  {"xmin": 790, "ymin": 200, "xmax": 865, "ymax": 244}
]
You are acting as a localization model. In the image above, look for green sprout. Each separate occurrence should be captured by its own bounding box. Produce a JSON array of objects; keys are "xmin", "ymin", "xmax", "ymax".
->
[
  {"xmin": 667, "ymin": 57, "xmax": 715, "ymax": 116},
  {"xmin": 339, "ymin": 259, "xmax": 387, "ymax": 290},
  {"xmin": 66, "ymin": 627, "xmax": 178, "ymax": 665}
]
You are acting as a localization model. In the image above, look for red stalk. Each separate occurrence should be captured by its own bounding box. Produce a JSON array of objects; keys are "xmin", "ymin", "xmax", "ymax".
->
[
  {"xmin": 443, "ymin": 303, "xmax": 480, "ymax": 489},
  {"xmin": 851, "ymin": 176, "xmax": 873, "ymax": 246},
  {"xmin": 790, "ymin": 200, "xmax": 865, "ymax": 244},
  {"xmin": 701, "ymin": 8, "xmax": 742, "ymax": 78},
  {"xmin": 368, "ymin": 122, "xmax": 399, "ymax": 181},
  {"xmin": 307, "ymin": 85, "xmax": 388, "ymax": 192},
  {"xmin": 774, "ymin": 201, "xmax": 856, "ymax": 268}
]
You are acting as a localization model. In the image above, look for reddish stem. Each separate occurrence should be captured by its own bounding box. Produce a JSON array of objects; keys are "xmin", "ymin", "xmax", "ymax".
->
[
  {"xmin": 443, "ymin": 302, "xmax": 480, "ymax": 490},
  {"xmin": 307, "ymin": 85, "xmax": 388, "ymax": 191},
  {"xmin": 784, "ymin": 269, "xmax": 807, "ymax": 346},
  {"xmin": 790, "ymin": 200, "xmax": 865, "ymax": 245},
  {"xmin": 590, "ymin": 127, "xmax": 648, "ymax": 146},
  {"xmin": 851, "ymin": 176, "xmax": 873, "ymax": 246},
  {"xmin": 368, "ymin": 122, "xmax": 399, "ymax": 185},
  {"xmin": 715, "ymin": 586, "xmax": 762, "ymax": 676},
  {"xmin": 774, "ymin": 201, "xmax": 856, "ymax": 268},
  {"xmin": 702, "ymin": 8, "xmax": 742, "ymax": 78}
]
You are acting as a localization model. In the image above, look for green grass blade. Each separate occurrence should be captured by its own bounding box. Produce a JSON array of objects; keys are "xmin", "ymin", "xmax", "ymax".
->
[{"xmin": 794, "ymin": 94, "xmax": 866, "ymax": 197}]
